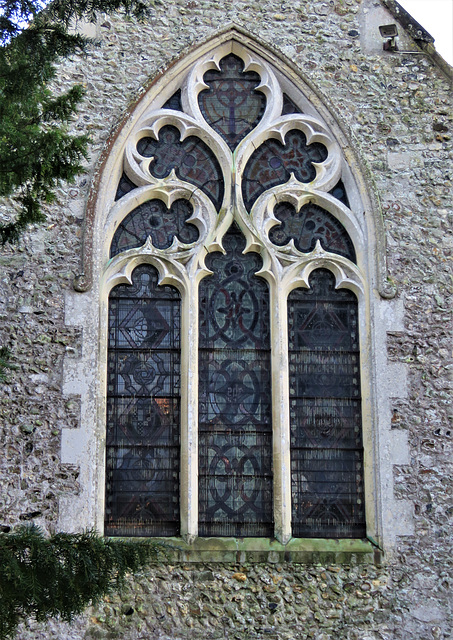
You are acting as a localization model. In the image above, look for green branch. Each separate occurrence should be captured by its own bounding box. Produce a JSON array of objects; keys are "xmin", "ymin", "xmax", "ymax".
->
[{"xmin": 0, "ymin": 525, "xmax": 165, "ymax": 639}]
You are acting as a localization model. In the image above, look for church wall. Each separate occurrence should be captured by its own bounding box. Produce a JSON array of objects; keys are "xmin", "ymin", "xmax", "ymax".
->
[{"xmin": 0, "ymin": 1, "xmax": 451, "ymax": 638}]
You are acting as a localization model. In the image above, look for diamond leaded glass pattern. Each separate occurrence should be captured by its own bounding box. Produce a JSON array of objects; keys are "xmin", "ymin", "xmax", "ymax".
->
[
  {"xmin": 105, "ymin": 265, "xmax": 181, "ymax": 536},
  {"xmin": 198, "ymin": 225, "xmax": 273, "ymax": 537},
  {"xmin": 199, "ymin": 54, "xmax": 266, "ymax": 151},
  {"xmin": 288, "ymin": 269, "xmax": 365, "ymax": 538}
]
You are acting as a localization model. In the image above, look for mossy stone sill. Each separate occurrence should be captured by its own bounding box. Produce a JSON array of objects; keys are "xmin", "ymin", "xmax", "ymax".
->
[{"xmin": 110, "ymin": 536, "xmax": 379, "ymax": 564}]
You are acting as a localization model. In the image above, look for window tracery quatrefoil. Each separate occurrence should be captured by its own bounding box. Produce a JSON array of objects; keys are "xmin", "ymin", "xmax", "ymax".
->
[{"xmin": 103, "ymin": 41, "xmax": 367, "ymax": 543}]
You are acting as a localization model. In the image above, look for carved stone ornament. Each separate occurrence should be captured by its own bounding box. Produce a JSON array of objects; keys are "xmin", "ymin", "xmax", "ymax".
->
[{"xmin": 100, "ymin": 44, "xmax": 366, "ymax": 302}]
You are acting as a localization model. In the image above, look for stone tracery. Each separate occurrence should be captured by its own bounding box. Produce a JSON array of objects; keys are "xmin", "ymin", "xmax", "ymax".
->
[{"xmin": 103, "ymin": 40, "xmax": 367, "ymax": 542}]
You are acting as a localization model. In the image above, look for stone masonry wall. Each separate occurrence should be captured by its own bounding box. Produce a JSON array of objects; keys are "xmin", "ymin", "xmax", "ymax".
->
[{"xmin": 0, "ymin": 1, "xmax": 452, "ymax": 638}]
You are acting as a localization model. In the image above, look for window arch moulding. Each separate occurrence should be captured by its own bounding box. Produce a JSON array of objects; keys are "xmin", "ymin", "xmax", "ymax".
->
[{"xmin": 61, "ymin": 28, "xmax": 413, "ymax": 560}]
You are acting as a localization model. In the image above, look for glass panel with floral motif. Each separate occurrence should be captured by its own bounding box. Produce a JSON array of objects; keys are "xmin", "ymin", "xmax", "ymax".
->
[
  {"xmin": 269, "ymin": 201, "xmax": 356, "ymax": 262},
  {"xmin": 198, "ymin": 225, "xmax": 273, "ymax": 537},
  {"xmin": 110, "ymin": 199, "xmax": 198, "ymax": 257},
  {"xmin": 137, "ymin": 125, "xmax": 224, "ymax": 211},
  {"xmin": 242, "ymin": 130, "xmax": 328, "ymax": 212},
  {"xmin": 198, "ymin": 54, "xmax": 266, "ymax": 151}
]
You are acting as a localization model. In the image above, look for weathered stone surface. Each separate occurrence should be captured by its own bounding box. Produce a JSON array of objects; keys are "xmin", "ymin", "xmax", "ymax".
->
[{"xmin": 1, "ymin": 0, "xmax": 452, "ymax": 638}]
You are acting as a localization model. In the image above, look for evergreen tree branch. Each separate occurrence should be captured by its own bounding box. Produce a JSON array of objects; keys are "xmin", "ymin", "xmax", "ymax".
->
[
  {"xmin": 0, "ymin": 525, "xmax": 166, "ymax": 639},
  {"xmin": 0, "ymin": 0, "xmax": 151, "ymax": 244}
]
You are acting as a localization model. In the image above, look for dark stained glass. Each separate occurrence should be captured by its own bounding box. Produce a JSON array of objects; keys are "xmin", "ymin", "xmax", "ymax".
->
[
  {"xmin": 110, "ymin": 198, "xmax": 198, "ymax": 257},
  {"xmin": 162, "ymin": 89, "xmax": 183, "ymax": 111},
  {"xmin": 242, "ymin": 130, "xmax": 328, "ymax": 212},
  {"xmin": 198, "ymin": 54, "xmax": 266, "ymax": 151},
  {"xmin": 269, "ymin": 201, "xmax": 356, "ymax": 262},
  {"xmin": 288, "ymin": 269, "xmax": 365, "ymax": 538},
  {"xmin": 137, "ymin": 125, "xmax": 224, "ymax": 211},
  {"xmin": 281, "ymin": 93, "xmax": 302, "ymax": 116},
  {"xmin": 105, "ymin": 265, "xmax": 181, "ymax": 536},
  {"xmin": 115, "ymin": 172, "xmax": 139, "ymax": 201},
  {"xmin": 329, "ymin": 180, "xmax": 350, "ymax": 207},
  {"xmin": 198, "ymin": 225, "xmax": 273, "ymax": 537}
]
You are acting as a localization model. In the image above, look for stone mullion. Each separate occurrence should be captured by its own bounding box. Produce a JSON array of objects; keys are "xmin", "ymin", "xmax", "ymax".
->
[
  {"xmin": 180, "ymin": 276, "xmax": 199, "ymax": 542},
  {"xmin": 269, "ymin": 278, "xmax": 292, "ymax": 544}
]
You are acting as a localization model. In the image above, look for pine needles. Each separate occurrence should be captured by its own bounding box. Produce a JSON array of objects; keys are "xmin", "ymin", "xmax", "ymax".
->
[
  {"xmin": 0, "ymin": 525, "xmax": 164, "ymax": 638},
  {"xmin": 0, "ymin": 0, "xmax": 150, "ymax": 244}
]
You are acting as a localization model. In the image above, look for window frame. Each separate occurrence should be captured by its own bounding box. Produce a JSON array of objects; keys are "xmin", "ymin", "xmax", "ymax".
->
[
  {"xmin": 98, "ymin": 40, "xmax": 371, "ymax": 544},
  {"xmin": 61, "ymin": 30, "xmax": 411, "ymax": 557}
]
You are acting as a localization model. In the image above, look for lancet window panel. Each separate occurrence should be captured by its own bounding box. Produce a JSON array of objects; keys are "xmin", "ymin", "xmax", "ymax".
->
[
  {"xmin": 288, "ymin": 269, "xmax": 366, "ymax": 539},
  {"xmin": 105, "ymin": 265, "xmax": 181, "ymax": 537},
  {"xmin": 198, "ymin": 226, "xmax": 273, "ymax": 537}
]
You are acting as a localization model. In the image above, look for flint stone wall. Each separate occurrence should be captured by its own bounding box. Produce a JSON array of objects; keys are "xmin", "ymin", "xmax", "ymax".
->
[{"xmin": 0, "ymin": 0, "xmax": 451, "ymax": 638}]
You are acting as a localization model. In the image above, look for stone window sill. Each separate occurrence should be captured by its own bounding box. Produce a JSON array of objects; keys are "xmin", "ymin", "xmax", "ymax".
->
[{"xmin": 110, "ymin": 537, "xmax": 379, "ymax": 564}]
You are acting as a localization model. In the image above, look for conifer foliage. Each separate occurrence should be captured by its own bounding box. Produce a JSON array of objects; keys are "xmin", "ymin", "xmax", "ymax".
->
[
  {"xmin": 0, "ymin": 525, "xmax": 163, "ymax": 638},
  {"xmin": 0, "ymin": 0, "xmax": 147, "ymax": 244}
]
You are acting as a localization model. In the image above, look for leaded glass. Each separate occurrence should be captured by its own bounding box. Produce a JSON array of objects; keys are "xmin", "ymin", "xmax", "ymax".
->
[
  {"xmin": 329, "ymin": 179, "xmax": 350, "ymax": 207},
  {"xmin": 288, "ymin": 269, "xmax": 365, "ymax": 538},
  {"xmin": 198, "ymin": 54, "xmax": 266, "ymax": 151},
  {"xmin": 162, "ymin": 89, "xmax": 183, "ymax": 111},
  {"xmin": 281, "ymin": 93, "xmax": 302, "ymax": 116},
  {"xmin": 137, "ymin": 125, "xmax": 224, "ymax": 211},
  {"xmin": 269, "ymin": 201, "xmax": 356, "ymax": 262},
  {"xmin": 242, "ymin": 130, "xmax": 328, "ymax": 212},
  {"xmin": 105, "ymin": 264, "xmax": 181, "ymax": 536},
  {"xmin": 110, "ymin": 198, "xmax": 197, "ymax": 257},
  {"xmin": 198, "ymin": 225, "xmax": 273, "ymax": 537},
  {"xmin": 115, "ymin": 172, "xmax": 138, "ymax": 201}
]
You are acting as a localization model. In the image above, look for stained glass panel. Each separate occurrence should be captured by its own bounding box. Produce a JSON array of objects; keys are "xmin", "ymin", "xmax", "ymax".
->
[
  {"xmin": 137, "ymin": 125, "xmax": 224, "ymax": 211},
  {"xmin": 198, "ymin": 225, "xmax": 273, "ymax": 537},
  {"xmin": 242, "ymin": 130, "xmax": 328, "ymax": 212},
  {"xmin": 288, "ymin": 269, "xmax": 365, "ymax": 538},
  {"xmin": 329, "ymin": 179, "xmax": 350, "ymax": 207},
  {"xmin": 281, "ymin": 93, "xmax": 302, "ymax": 116},
  {"xmin": 162, "ymin": 89, "xmax": 183, "ymax": 111},
  {"xmin": 110, "ymin": 198, "xmax": 197, "ymax": 257},
  {"xmin": 198, "ymin": 54, "xmax": 266, "ymax": 151},
  {"xmin": 269, "ymin": 201, "xmax": 356, "ymax": 262},
  {"xmin": 115, "ymin": 172, "xmax": 138, "ymax": 201},
  {"xmin": 105, "ymin": 265, "xmax": 181, "ymax": 536}
]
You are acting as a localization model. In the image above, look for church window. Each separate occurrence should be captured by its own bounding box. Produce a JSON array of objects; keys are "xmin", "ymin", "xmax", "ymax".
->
[
  {"xmin": 198, "ymin": 225, "xmax": 273, "ymax": 537},
  {"xmin": 105, "ymin": 265, "xmax": 181, "ymax": 536},
  {"xmin": 102, "ymin": 41, "xmax": 368, "ymax": 542}
]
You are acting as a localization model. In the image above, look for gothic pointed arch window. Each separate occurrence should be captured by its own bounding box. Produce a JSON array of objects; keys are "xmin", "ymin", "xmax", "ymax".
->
[{"xmin": 100, "ymin": 38, "xmax": 370, "ymax": 543}]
